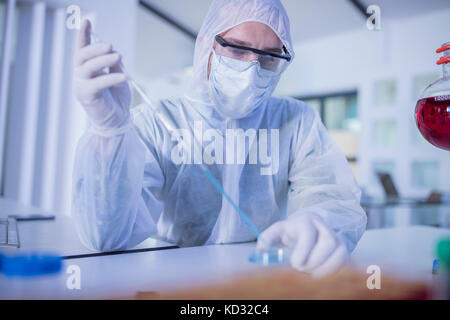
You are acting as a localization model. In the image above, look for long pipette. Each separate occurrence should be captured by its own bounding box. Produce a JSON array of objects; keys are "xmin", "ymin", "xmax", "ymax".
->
[{"xmin": 90, "ymin": 32, "xmax": 270, "ymax": 249}]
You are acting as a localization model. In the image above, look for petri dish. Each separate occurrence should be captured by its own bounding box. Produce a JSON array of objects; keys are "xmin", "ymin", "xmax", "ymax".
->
[{"xmin": 248, "ymin": 246, "xmax": 290, "ymax": 266}]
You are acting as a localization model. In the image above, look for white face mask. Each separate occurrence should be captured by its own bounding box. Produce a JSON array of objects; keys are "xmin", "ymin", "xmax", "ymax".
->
[{"xmin": 208, "ymin": 52, "xmax": 280, "ymax": 120}]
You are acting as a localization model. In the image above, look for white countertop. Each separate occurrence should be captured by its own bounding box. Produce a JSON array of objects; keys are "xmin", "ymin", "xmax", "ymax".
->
[
  {"xmin": 0, "ymin": 197, "xmax": 174, "ymax": 257},
  {"xmin": 1, "ymin": 225, "xmax": 449, "ymax": 299}
]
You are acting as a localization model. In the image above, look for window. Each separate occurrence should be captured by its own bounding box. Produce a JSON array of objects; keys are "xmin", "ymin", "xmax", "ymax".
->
[
  {"xmin": 300, "ymin": 91, "xmax": 359, "ymax": 132},
  {"xmin": 374, "ymin": 79, "xmax": 397, "ymax": 107},
  {"xmin": 372, "ymin": 120, "xmax": 397, "ymax": 147},
  {"xmin": 298, "ymin": 91, "xmax": 359, "ymax": 169},
  {"xmin": 411, "ymin": 161, "xmax": 439, "ymax": 190},
  {"xmin": 0, "ymin": 1, "xmax": 86, "ymax": 215},
  {"xmin": 324, "ymin": 95, "xmax": 359, "ymax": 131}
]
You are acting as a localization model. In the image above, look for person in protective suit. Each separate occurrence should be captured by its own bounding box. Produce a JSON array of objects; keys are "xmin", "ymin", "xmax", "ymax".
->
[{"xmin": 72, "ymin": 0, "xmax": 367, "ymax": 277}]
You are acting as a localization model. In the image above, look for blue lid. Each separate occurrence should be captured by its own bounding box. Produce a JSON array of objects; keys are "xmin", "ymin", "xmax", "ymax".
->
[{"xmin": 0, "ymin": 253, "xmax": 62, "ymax": 276}]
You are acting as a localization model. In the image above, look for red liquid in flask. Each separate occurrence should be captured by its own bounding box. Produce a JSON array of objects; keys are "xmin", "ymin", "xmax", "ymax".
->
[{"xmin": 415, "ymin": 95, "xmax": 450, "ymax": 151}]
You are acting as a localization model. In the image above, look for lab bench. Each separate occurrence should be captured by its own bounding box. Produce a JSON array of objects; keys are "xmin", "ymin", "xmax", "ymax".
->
[{"xmin": 1, "ymin": 198, "xmax": 450, "ymax": 299}]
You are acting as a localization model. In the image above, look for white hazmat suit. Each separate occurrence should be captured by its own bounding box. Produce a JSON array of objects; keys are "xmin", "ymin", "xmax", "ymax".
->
[{"xmin": 72, "ymin": 0, "xmax": 367, "ymax": 272}]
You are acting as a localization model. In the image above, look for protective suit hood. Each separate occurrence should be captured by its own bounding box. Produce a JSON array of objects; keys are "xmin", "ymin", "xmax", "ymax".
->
[{"xmin": 186, "ymin": 0, "xmax": 295, "ymax": 111}]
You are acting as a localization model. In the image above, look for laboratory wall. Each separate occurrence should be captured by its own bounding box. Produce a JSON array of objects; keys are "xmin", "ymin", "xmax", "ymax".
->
[
  {"xmin": 276, "ymin": 8, "xmax": 450, "ymax": 198},
  {"xmin": 1, "ymin": 0, "xmax": 450, "ymax": 218}
]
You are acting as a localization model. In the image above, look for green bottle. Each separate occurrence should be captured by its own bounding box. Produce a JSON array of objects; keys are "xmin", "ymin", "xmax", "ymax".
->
[{"xmin": 434, "ymin": 239, "xmax": 450, "ymax": 299}]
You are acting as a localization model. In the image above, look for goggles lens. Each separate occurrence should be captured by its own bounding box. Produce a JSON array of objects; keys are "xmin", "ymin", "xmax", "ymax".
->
[{"xmin": 214, "ymin": 36, "xmax": 290, "ymax": 75}]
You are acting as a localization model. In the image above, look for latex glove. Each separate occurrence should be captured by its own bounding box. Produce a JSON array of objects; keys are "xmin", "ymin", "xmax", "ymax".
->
[
  {"xmin": 74, "ymin": 19, "xmax": 131, "ymax": 134},
  {"xmin": 257, "ymin": 214, "xmax": 349, "ymax": 278}
]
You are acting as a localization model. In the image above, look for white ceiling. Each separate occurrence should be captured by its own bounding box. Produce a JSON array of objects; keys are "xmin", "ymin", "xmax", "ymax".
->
[
  {"xmin": 359, "ymin": 0, "xmax": 450, "ymax": 20},
  {"xmin": 136, "ymin": 0, "xmax": 450, "ymax": 79},
  {"xmin": 141, "ymin": 0, "xmax": 450, "ymax": 43}
]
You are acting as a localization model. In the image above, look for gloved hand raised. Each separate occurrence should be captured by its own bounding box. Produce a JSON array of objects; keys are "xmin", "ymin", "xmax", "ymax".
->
[
  {"xmin": 74, "ymin": 19, "xmax": 131, "ymax": 133},
  {"xmin": 257, "ymin": 213, "xmax": 349, "ymax": 278}
]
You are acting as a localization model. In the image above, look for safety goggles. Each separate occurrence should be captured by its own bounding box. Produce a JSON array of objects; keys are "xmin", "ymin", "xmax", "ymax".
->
[{"xmin": 214, "ymin": 35, "xmax": 291, "ymax": 75}]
